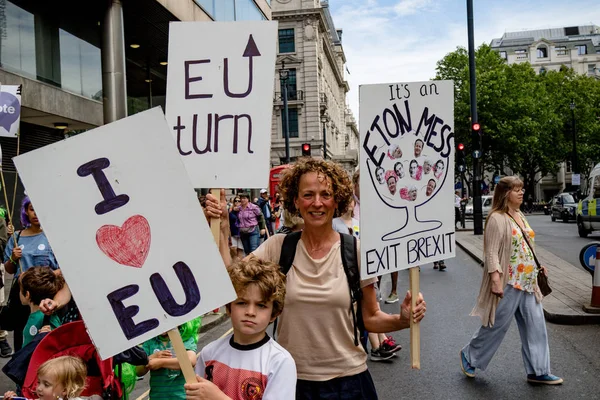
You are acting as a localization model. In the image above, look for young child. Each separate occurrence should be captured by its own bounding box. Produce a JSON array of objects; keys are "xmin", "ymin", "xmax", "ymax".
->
[
  {"xmin": 136, "ymin": 320, "xmax": 200, "ymax": 399},
  {"xmin": 184, "ymin": 259, "xmax": 296, "ymax": 400},
  {"xmin": 3, "ymin": 355, "xmax": 102, "ymax": 400},
  {"xmin": 19, "ymin": 267, "xmax": 64, "ymax": 346}
]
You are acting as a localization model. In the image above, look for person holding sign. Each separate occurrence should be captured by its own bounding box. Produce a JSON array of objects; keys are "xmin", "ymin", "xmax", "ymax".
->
[
  {"xmin": 185, "ymin": 259, "xmax": 296, "ymax": 400},
  {"xmin": 245, "ymin": 158, "xmax": 426, "ymax": 399},
  {"xmin": 460, "ymin": 176, "xmax": 563, "ymax": 385},
  {"xmin": 3, "ymin": 197, "xmax": 63, "ymax": 351}
]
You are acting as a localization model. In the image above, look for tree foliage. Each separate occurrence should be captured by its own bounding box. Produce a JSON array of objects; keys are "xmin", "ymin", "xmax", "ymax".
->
[{"xmin": 435, "ymin": 44, "xmax": 600, "ymax": 194}]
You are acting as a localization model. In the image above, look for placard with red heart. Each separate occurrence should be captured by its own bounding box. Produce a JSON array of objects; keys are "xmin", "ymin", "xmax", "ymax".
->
[{"xmin": 96, "ymin": 215, "xmax": 151, "ymax": 268}]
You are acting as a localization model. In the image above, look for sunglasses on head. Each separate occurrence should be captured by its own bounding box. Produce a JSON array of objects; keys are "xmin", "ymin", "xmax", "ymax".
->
[{"xmin": 234, "ymin": 199, "xmax": 241, "ymax": 202}]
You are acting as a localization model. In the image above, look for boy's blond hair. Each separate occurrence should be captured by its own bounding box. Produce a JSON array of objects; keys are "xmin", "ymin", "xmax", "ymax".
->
[
  {"xmin": 227, "ymin": 259, "xmax": 286, "ymax": 318},
  {"xmin": 37, "ymin": 355, "xmax": 87, "ymax": 398}
]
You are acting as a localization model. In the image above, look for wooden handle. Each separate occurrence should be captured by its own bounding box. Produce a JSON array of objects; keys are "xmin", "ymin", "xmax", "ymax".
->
[
  {"xmin": 409, "ymin": 266, "xmax": 421, "ymax": 369},
  {"xmin": 210, "ymin": 188, "xmax": 221, "ymax": 245},
  {"xmin": 167, "ymin": 329, "xmax": 196, "ymax": 383}
]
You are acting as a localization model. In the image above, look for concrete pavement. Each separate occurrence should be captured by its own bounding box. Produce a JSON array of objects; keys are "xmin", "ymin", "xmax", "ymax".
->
[{"xmin": 456, "ymin": 230, "xmax": 600, "ymax": 324}]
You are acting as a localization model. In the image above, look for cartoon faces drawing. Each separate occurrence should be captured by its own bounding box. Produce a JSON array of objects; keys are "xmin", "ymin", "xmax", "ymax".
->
[
  {"xmin": 434, "ymin": 160, "xmax": 445, "ymax": 179},
  {"xmin": 385, "ymin": 170, "xmax": 398, "ymax": 195},
  {"xmin": 387, "ymin": 144, "xmax": 403, "ymax": 159},
  {"xmin": 423, "ymin": 158, "xmax": 432, "ymax": 175},
  {"xmin": 414, "ymin": 139, "xmax": 424, "ymax": 158},
  {"xmin": 375, "ymin": 166, "xmax": 385, "ymax": 184},
  {"xmin": 400, "ymin": 185, "xmax": 418, "ymax": 201},
  {"xmin": 409, "ymin": 159, "xmax": 422, "ymax": 181},
  {"xmin": 426, "ymin": 179, "xmax": 436, "ymax": 196},
  {"xmin": 394, "ymin": 162, "xmax": 405, "ymax": 179}
]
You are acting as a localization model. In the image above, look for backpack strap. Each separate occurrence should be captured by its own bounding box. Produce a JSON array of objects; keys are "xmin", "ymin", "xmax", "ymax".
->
[
  {"xmin": 273, "ymin": 231, "xmax": 302, "ymax": 339},
  {"xmin": 278, "ymin": 231, "xmax": 302, "ymax": 275},
  {"xmin": 339, "ymin": 232, "xmax": 365, "ymax": 351}
]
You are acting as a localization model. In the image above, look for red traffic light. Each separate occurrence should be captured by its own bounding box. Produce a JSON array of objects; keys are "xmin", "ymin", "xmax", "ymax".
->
[
  {"xmin": 302, "ymin": 144, "xmax": 310, "ymax": 152},
  {"xmin": 472, "ymin": 123, "xmax": 481, "ymax": 131},
  {"xmin": 457, "ymin": 143, "xmax": 465, "ymax": 151}
]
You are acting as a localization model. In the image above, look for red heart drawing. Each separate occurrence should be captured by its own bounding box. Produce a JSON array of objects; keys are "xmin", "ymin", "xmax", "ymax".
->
[{"xmin": 96, "ymin": 215, "xmax": 151, "ymax": 268}]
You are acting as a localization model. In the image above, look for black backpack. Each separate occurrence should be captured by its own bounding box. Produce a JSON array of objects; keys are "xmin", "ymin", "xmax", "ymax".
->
[{"xmin": 276, "ymin": 231, "xmax": 367, "ymax": 351}]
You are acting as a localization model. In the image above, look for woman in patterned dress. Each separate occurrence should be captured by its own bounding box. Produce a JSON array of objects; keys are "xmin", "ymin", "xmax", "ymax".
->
[{"xmin": 459, "ymin": 176, "xmax": 563, "ymax": 385}]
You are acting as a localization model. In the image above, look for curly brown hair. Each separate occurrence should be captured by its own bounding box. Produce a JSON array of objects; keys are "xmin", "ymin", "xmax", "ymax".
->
[
  {"xmin": 227, "ymin": 259, "xmax": 286, "ymax": 318},
  {"xmin": 279, "ymin": 158, "xmax": 353, "ymax": 216}
]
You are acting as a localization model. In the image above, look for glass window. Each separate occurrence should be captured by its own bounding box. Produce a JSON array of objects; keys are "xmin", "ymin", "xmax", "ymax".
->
[
  {"xmin": 279, "ymin": 29, "xmax": 295, "ymax": 53},
  {"xmin": 0, "ymin": 2, "xmax": 36, "ymax": 78},
  {"xmin": 195, "ymin": 0, "xmax": 215, "ymax": 16},
  {"xmin": 556, "ymin": 46, "xmax": 568, "ymax": 56},
  {"xmin": 499, "ymin": 51, "xmax": 507, "ymax": 60},
  {"xmin": 281, "ymin": 68, "xmax": 297, "ymax": 99},
  {"xmin": 577, "ymin": 45, "xmax": 587, "ymax": 55},
  {"xmin": 515, "ymin": 49, "xmax": 527, "ymax": 59},
  {"xmin": 594, "ymin": 176, "xmax": 600, "ymax": 198},
  {"xmin": 537, "ymin": 47, "xmax": 547, "ymax": 58},
  {"xmin": 282, "ymin": 108, "xmax": 299, "ymax": 138},
  {"xmin": 588, "ymin": 64, "xmax": 596, "ymax": 74},
  {"xmin": 216, "ymin": 0, "xmax": 235, "ymax": 20},
  {"xmin": 59, "ymin": 29, "xmax": 102, "ymax": 100},
  {"xmin": 235, "ymin": 0, "xmax": 265, "ymax": 20}
]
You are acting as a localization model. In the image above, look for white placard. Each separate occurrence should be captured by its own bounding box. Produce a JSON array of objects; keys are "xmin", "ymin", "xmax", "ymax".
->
[
  {"xmin": 0, "ymin": 85, "xmax": 21, "ymax": 138},
  {"xmin": 359, "ymin": 81, "xmax": 455, "ymax": 279},
  {"xmin": 13, "ymin": 107, "xmax": 236, "ymax": 359},
  {"xmin": 572, "ymin": 173, "xmax": 581, "ymax": 186},
  {"xmin": 166, "ymin": 21, "xmax": 277, "ymax": 188}
]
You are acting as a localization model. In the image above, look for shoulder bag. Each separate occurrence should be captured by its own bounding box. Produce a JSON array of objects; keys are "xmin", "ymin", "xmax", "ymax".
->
[{"xmin": 508, "ymin": 214, "xmax": 552, "ymax": 296}]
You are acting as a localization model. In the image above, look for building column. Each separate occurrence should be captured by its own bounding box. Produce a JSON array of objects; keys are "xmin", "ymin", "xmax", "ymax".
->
[{"xmin": 102, "ymin": 0, "xmax": 127, "ymax": 123}]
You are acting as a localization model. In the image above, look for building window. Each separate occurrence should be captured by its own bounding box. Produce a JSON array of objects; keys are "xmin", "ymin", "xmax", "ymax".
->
[
  {"xmin": 536, "ymin": 46, "xmax": 548, "ymax": 58},
  {"xmin": 0, "ymin": 2, "xmax": 37, "ymax": 78},
  {"xmin": 195, "ymin": 0, "xmax": 265, "ymax": 20},
  {"xmin": 589, "ymin": 64, "xmax": 597, "ymax": 75},
  {"xmin": 235, "ymin": 0, "xmax": 266, "ymax": 20},
  {"xmin": 499, "ymin": 51, "xmax": 507, "ymax": 60},
  {"xmin": 515, "ymin": 49, "xmax": 527, "ymax": 59},
  {"xmin": 282, "ymin": 108, "xmax": 299, "ymax": 138},
  {"xmin": 281, "ymin": 68, "xmax": 297, "ymax": 99},
  {"xmin": 279, "ymin": 29, "xmax": 295, "ymax": 53},
  {"xmin": 556, "ymin": 46, "xmax": 568, "ymax": 56},
  {"xmin": 59, "ymin": 30, "xmax": 102, "ymax": 100},
  {"xmin": 577, "ymin": 45, "xmax": 587, "ymax": 55},
  {"xmin": 566, "ymin": 161, "xmax": 572, "ymax": 173}
]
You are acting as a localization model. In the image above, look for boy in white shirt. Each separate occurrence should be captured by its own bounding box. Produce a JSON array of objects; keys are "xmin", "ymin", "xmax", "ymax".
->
[{"xmin": 185, "ymin": 259, "xmax": 296, "ymax": 400}]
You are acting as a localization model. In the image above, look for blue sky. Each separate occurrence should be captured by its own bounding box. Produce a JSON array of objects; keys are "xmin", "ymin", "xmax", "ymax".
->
[{"xmin": 329, "ymin": 0, "xmax": 600, "ymax": 116}]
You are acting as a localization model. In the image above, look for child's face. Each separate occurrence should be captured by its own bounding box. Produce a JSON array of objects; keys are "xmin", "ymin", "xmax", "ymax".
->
[
  {"xmin": 36, "ymin": 373, "xmax": 66, "ymax": 400},
  {"xmin": 228, "ymin": 284, "xmax": 275, "ymax": 345}
]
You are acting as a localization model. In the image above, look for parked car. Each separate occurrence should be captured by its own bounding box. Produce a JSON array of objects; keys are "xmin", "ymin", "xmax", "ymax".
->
[
  {"xmin": 464, "ymin": 195, "xmax": 492, "ymax": 219},
  {"xmin": 577, "ymin": 162, "xmax": 600, "ymax": 237},
  {"xmin": 551, "ymin": 193, "xmax": 577, "ymax": 223}
]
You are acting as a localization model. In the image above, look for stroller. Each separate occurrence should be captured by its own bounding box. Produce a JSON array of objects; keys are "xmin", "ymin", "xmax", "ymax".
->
[{"xmin": 21, "ymin": 320, "xmax": 122, "ymax": 399}]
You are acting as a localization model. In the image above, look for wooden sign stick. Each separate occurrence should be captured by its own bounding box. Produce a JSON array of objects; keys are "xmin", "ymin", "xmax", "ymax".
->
[
  {"xmin": 409, "ymin": 266, "xmax": 421, "ymax": 369},
  {"xmin": 167, "ymin": 328, "xmax": 197, "ymax": 383},
  {"xmin": 210, "ymin": 188, "xmax": 221, "ymax": 245}
]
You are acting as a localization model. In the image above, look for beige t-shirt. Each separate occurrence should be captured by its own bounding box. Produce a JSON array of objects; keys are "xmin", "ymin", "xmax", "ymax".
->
[{"xmin": 252, "ymin": 234, "xmax": 377, "ymax": 381}]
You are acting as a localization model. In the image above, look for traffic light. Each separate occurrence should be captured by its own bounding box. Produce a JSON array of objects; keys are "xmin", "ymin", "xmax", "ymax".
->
[
  {"xmin": 302, "ymin": 143, "xmax": 311, "ymax": 157},
  {"xmin": 457, "ymin": 143, "xmax": 466, "ymax": 172},
  {"xmin": 472, "ymin": 122, "xmax": 481, "ymax": 135}
]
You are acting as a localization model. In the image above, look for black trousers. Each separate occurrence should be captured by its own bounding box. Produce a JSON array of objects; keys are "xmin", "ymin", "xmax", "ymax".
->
[{"xmin": 296, "ymin": 369, "xmax": 378, "ymax": 400}]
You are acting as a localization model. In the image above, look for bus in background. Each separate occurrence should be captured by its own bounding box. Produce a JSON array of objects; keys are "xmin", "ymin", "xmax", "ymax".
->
[{"xmin": 269, "ymin": 164, "xmax": 291, "ymax": 200}]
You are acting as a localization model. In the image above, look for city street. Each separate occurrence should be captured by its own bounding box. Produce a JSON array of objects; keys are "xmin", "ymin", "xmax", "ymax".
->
[{"xmin": 124, "ymin": 246, "xmax": 600, "ymax": 400}]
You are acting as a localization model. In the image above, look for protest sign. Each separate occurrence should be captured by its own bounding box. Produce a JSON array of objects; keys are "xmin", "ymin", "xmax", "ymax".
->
[
  {"xmin": 166, "ymin": 21, "xmax": 277, "ymax": 189},
  {"xmin": 0, "ymin": 85, "xmax": 21, "ymax": 138},
  {"xmin": 359, "ymin": 80, "xmax": 455, "ymax": 279},
  {"xmin": 13, "ymin": 107, "xmax": 236, "ymax": 359}
]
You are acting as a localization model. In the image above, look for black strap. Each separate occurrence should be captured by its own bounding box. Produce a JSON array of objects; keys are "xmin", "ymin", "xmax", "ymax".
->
[
  {"xmin": 279, "ymin": 231, "xmax": 302, "ymax": 275},
  {"xmin": 507, "ymin": 213, "xmax": 541, "ymax": 269}
]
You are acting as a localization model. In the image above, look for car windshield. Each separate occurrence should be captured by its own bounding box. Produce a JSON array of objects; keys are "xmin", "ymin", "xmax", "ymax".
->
[{"xmin": 561, "ymin": 194, "xmax": 575, "ymax": 203}]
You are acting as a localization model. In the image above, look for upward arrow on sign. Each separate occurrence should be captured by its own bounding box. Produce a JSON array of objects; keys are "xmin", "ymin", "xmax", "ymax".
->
[{"xmin": 224, "ymin": 34, "xmax": 261, "ymax": 98}]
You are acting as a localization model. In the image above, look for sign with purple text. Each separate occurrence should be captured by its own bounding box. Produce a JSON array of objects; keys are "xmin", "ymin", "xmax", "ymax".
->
[
  {"xmin": 0, "ymin": 85, "xmax": 21, "ymax": 138},
  {"xmin": 359, "ymin": 81, "xmax": 455, "ymax": 279},
  {"xmin": 166, "ymin": 21, "xmax": 277, "ymax": 188},
  {"xmin": 13, "ymin": 107, "xmax": 236, "ymax": 359}
]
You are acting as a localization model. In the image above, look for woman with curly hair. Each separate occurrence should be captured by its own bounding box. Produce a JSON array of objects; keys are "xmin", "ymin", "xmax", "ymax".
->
[{"xmin": 208, "ymin": 158, "xmax": 426, "ymax": 399}]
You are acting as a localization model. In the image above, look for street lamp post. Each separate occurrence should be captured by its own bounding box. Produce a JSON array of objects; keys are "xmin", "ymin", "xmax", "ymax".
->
[
  {"xmin": 279, "ymin": 61, "xmax": 291, "ymax": 164},
  {"xmin": 570, "ymin": 101, "xmax": 578, "ymax": 190},
  {"xmin": 321, "ymin": 114, "xmax": 328, "ymax": 160}
]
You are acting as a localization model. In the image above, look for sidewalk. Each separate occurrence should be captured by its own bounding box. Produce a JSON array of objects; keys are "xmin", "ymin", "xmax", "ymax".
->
[{"xmin": 456, "ymin": 230, "xmax": 600, "ymax": 325}]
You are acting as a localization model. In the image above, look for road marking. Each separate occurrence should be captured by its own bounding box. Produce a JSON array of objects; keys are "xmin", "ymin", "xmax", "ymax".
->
[{"xmin": 135, "ymin": 390, "xmax": 149, "ymax": 400}]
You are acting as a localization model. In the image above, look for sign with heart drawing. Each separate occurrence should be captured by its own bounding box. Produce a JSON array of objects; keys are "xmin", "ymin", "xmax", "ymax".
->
[{"xmin": 13, "ymin": 107, "xmax": 236, "ymax": 359}]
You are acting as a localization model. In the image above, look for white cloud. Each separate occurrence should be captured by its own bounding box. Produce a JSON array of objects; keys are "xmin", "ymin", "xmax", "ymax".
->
[{"xmin": 332, "ymin": 0, "xmax": 600, "ymax": 124}]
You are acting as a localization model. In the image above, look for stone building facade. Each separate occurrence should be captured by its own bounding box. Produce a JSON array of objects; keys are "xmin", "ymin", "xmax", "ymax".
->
[
  {"xmin": 490, "ymin": 25, "xmax": 600, "ymax": 200},
  {"xmin": 271, "ymin": 0, "xmax": 359, "ymax": 172}
]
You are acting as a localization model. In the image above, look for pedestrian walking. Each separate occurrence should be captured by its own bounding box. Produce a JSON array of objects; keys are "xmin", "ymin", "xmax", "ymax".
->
[
  {"xmin": 460, "ymin": 176, "xmax": 563, "ymax": 385},
  {"xmin": 236, "ymin": 192, "xmax": 265, "ymax": 255}
]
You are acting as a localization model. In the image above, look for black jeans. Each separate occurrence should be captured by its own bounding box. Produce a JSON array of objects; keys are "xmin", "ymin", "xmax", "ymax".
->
[{"xmin": 296, "ymin": 370, "xmax": 378, "ymax": 400}]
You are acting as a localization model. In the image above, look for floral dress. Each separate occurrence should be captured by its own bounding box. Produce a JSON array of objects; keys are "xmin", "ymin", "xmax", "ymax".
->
[{"xmin": 507, "ymin": 214, "xmax": 538, "ymax": 292}]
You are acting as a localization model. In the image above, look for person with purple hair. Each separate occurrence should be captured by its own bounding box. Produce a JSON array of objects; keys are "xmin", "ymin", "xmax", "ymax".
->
[{"xmin": 3, "ymin": 196, "xmax": 63, "ymax": 351}]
